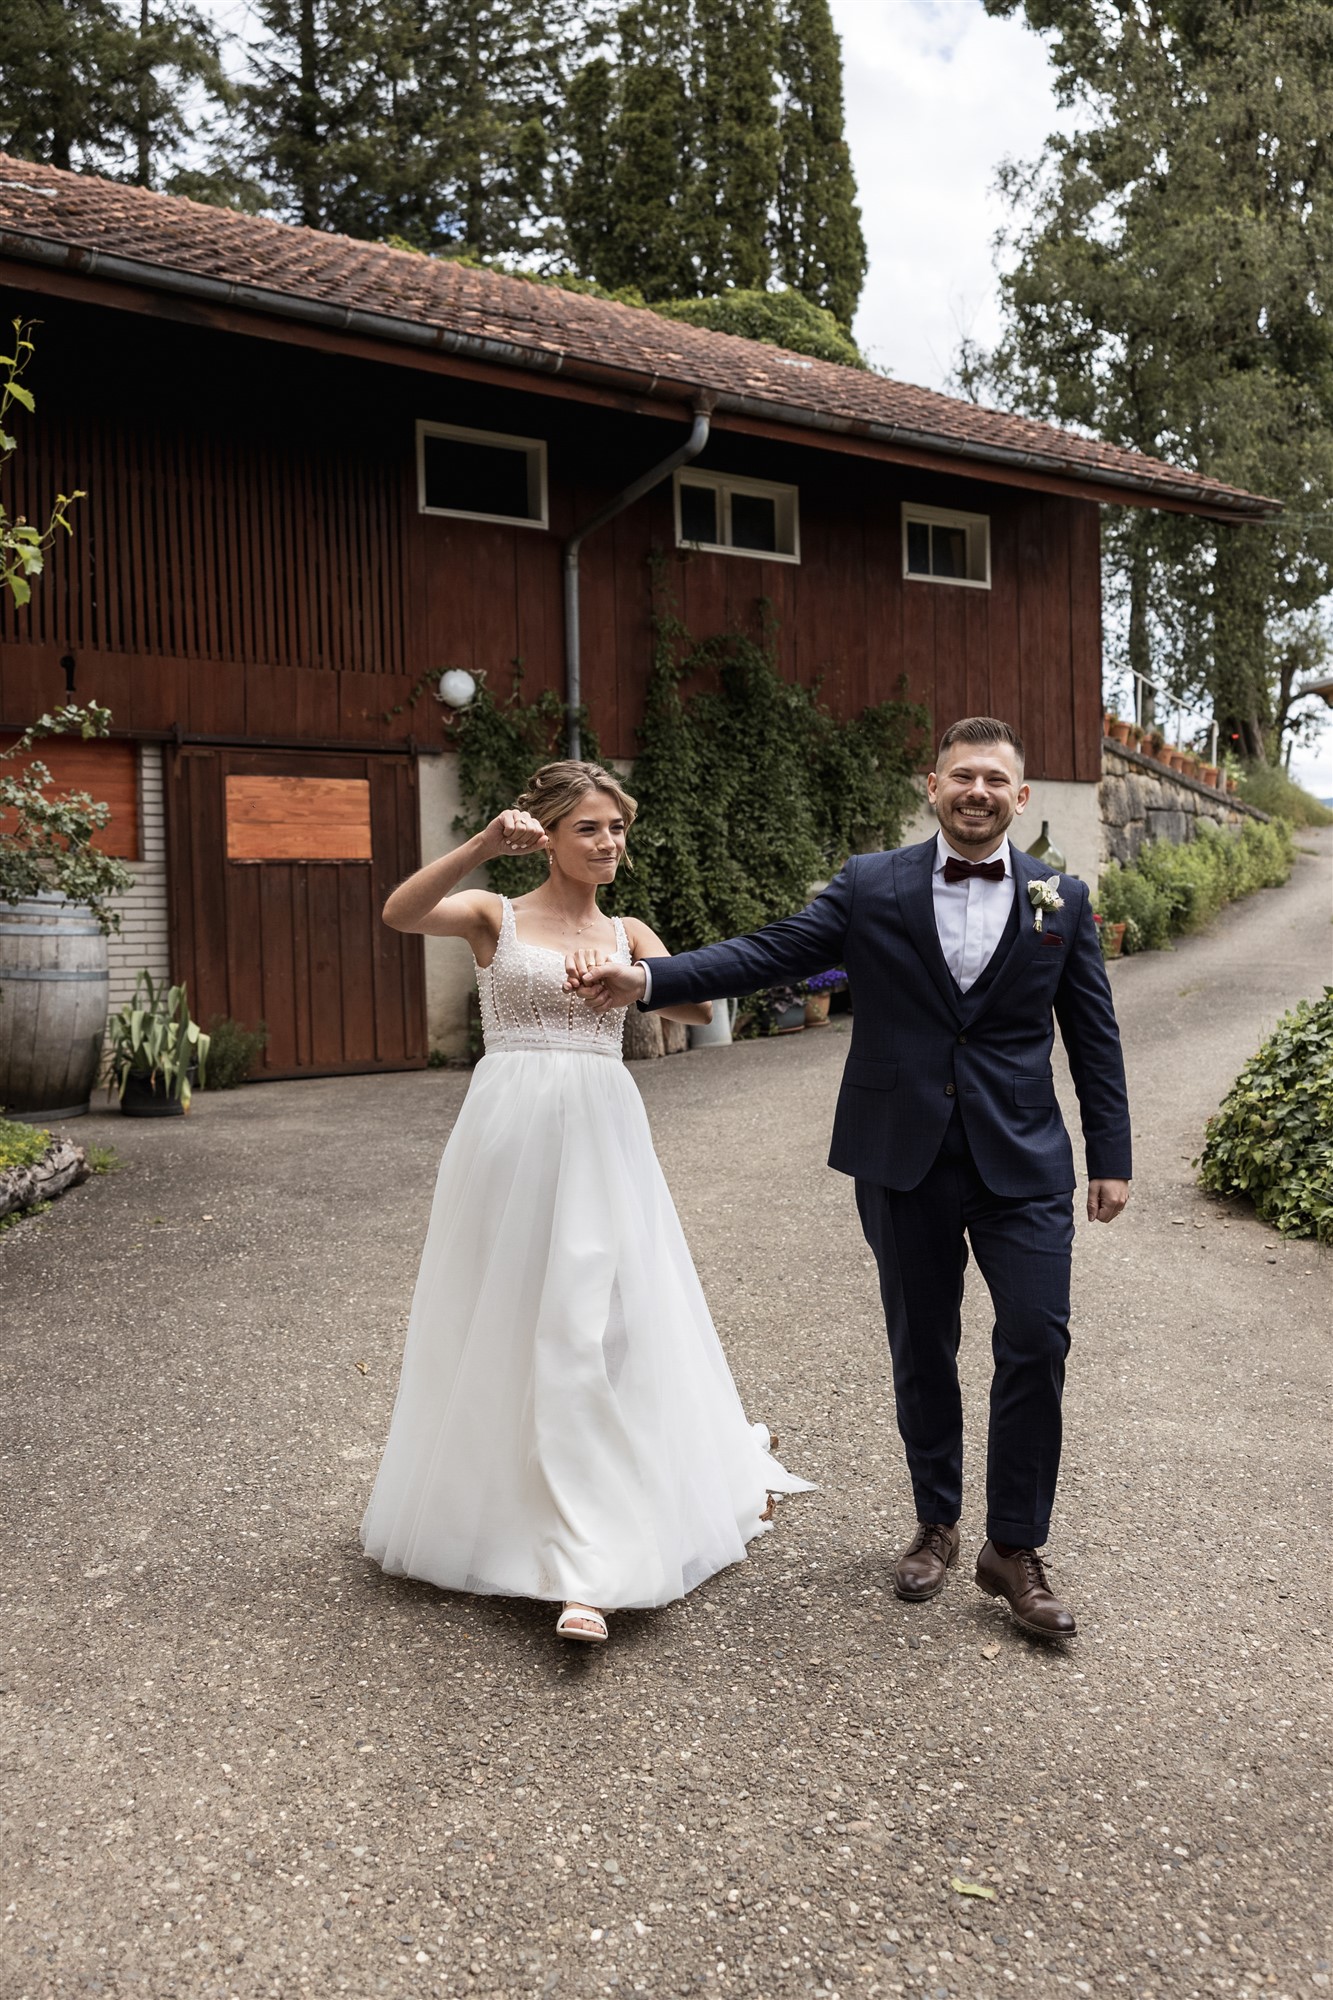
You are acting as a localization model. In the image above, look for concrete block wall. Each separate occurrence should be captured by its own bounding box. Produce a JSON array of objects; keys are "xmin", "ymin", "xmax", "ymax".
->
[{"xmin": 105, "ymin": 743, "xmax": 171, "ymax": 1013}]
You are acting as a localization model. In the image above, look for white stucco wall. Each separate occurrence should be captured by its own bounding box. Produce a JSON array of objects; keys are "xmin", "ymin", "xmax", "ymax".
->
[
  {"xmin": 105, "ymin": 743, "xmax": 171, "ymax": 1013},
  {"xmin": 418, "ymin": 751, "xmax": 488, "ymax": 1059}
]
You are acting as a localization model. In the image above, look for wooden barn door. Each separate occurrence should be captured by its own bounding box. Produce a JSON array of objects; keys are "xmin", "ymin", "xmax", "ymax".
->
[{"xmin": 166, "ymin": 746, "xmax": 426, "ymax": 1078}]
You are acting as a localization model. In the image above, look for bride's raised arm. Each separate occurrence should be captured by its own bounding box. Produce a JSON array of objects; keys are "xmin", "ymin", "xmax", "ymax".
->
[{"xmin": 381, "ymin": 809, "xmax": 547, "ymax": 949}]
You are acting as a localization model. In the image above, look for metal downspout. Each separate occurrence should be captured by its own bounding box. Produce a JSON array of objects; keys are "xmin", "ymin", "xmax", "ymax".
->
[{"xmin": 563, "ymin": 403, "xmax": 712, "ymax": 759}]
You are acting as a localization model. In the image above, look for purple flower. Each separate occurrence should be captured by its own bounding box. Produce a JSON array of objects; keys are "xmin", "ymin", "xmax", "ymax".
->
[{"xmin": 804, "ymin": 968, "xmax": 848, "ymax": 994}]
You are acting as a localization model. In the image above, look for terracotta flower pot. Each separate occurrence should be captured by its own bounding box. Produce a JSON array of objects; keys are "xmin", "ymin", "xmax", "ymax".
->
[
  {"xmin": 1111, "ymin": 720, "xmax": 1134, "ymax": 746},
  {"xmin": 1225, "ymin": 775, "xmax": 1238, "ymax": 794},
  {"xmin": 1200, "ymin": 764, "xmax": 1219, "ymax": 788},
  {"xmin": 804, "ymin": 991, "xmax": 831, "ymax": 1027},
  {"xmin": 1099, "ymin": 920, "xmax": 1127, "ymax": 959}
]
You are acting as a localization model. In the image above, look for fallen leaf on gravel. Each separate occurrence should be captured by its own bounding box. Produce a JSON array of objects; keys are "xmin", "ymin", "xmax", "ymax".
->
[
  {"xmin": 354, "ymin": 1360, "xmax": 367, "ymax": 1374},
  {"xmin": 951, "ymin": 1877, "xmax": 996, "ymax": 1900},
  {"xmin": 980, "ymin": 1644, "xmax": 1000, "ymax": 1660}
]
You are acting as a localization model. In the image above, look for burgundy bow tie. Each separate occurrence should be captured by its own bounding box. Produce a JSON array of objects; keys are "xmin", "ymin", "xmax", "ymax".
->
[{"xmin": 942, "ymin": 855, "xmax": 1006, "ymax": 885}]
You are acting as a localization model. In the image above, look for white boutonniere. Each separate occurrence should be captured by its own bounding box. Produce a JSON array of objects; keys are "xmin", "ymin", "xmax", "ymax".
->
[{"xmin": 1028, "ymin": 875, "xmax": 1064, "ymax": 933}]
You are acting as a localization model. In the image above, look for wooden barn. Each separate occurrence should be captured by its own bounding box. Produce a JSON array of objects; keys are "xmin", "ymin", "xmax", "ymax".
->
[{"xmin": 0, "ymin": 159, "xmax": 1272, "ymax": 1071}]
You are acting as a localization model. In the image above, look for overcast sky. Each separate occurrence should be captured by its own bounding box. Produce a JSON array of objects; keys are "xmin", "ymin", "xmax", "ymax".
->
[{"xmin": 832, "ymin": 0, "xmax": 1065, "ymax": 392}]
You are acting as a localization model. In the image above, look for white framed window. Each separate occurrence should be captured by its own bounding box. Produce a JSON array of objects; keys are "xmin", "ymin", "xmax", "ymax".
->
[
  {"xmin": 416, "ymin": 420, "xmax": 548, "ymax": 528},
  {"xmin": 902, "ymin": 503, "xmax": 991, "ymax": 588},
  {"xmin": 674, "ymin": 470, "xmax": 800, "ymax": 563}
]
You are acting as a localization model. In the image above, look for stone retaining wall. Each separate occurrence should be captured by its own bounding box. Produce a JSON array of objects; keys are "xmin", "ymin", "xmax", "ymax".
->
[{"xmin": 1100, "ymin": 740, "xmax": 1268, "ymax": 866}]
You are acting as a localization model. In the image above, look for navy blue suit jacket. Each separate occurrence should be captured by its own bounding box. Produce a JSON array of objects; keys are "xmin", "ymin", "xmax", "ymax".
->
[{"xmin": 642, "ymin": 838, "xmax": 1132, "ymax": 1197}]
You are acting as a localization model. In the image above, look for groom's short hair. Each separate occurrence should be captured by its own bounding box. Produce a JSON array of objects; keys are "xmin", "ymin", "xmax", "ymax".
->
[{"xmin": 936, "ymin": 717, "xmax": 1025, "ymax": 769}]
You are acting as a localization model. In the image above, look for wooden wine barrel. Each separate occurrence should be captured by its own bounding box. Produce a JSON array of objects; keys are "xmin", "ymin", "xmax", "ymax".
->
[{"xmin": 0, "ymin": 896, "xmax": 110, "ymax": 1120}]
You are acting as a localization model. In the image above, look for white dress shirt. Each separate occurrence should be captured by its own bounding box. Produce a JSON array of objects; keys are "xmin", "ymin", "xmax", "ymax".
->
[{"xmin": 932, "ymin": 830, "xmax": 1015, "ymax": 992}]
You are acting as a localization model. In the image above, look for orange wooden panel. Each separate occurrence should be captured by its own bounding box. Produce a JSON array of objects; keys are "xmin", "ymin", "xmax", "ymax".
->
[
  {"xmin": 225, "ymin": 774, "xmax": 372, "ymax": 861},
  {"xmin": 0, "ymin": 735, "xmax": 139, "ymax": 859}
]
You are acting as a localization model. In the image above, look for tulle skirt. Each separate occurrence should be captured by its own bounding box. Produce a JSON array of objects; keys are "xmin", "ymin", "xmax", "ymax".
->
[{"xmin": 360, "ymin": 1048, "xmax": 811, "ymax": 1610}]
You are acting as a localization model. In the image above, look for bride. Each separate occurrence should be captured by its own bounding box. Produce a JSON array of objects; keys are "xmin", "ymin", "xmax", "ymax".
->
[{"xmin": 359, "ymin": 758, "xmax": 810, "ymax": 1644}]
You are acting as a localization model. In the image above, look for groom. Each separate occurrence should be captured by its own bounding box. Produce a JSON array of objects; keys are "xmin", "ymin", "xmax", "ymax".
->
[{"xmin": 579, "ymin": 717, "xmax": 1131, "ymax": 1638}]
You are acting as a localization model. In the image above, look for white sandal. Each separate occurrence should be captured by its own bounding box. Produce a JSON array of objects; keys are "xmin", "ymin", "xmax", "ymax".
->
[{"xmin": 556, "ymin": 1602, "xmax": 608, "ymax": 1644}]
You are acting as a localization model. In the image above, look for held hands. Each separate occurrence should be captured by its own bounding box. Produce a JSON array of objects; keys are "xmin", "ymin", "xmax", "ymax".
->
[
  {"xmin": 560, "ymin": 946, "xmax": 619, "ymax": 992},
  {"xmin": 485, "ymin": 808, "xmax": 549, "ymax": 859},
  {"xmin": 566, "ymin": 960, "xmax": 648, "ymax": 1013},
  {"xmin": 1087, "ymin": 1179, "xmax": 1130, "ymax": 1224}
]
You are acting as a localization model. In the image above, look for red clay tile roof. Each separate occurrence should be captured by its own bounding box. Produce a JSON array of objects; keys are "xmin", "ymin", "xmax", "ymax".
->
[{"xmin": 0, "ymin": 156, "xmax": 1277, "ymax": 518}]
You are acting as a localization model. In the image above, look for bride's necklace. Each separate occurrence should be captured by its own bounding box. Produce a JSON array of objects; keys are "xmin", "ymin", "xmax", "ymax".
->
[{"xmin": 530, "ymin": 901, "xmax": 606, "ymax": 939}]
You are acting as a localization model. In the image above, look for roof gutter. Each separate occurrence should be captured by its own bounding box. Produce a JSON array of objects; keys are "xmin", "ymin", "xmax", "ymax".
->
[{"xmin": 0, "ymin": 224, "xmax": 1280, "ymax": 520}]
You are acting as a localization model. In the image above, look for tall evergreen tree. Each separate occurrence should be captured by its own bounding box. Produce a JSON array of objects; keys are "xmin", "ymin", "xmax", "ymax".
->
[
  {"xmin": 775, "ymin": 0, "xmax": 866, "ymax": 329},
  {"xmin": 559, "ymin": 0, "xmax": 865, "ymax": 323},
  {"xmin": 238, "ymin": 0, "xmax": 580, "ymax": 253},
  {"xmin": 961, "ymin": 0, "xmax": 1333, "ymax": 762},
  {"xmin": 563, "ymin": 1, "xmax": 695, "ymax": 298},
  {"xmin": 0, "ymin": 0, "xmax": 224, "ymax": 184},
  {"xmin": 238, "ymin": 0, "xmax": 384, "ymax": 231},
  {"xmin": 692, "ymin": 0, "xmax": 780, "ymax": 293}
]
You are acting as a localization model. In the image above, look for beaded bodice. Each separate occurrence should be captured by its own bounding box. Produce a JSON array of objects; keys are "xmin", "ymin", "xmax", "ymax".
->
[{"xmin": 477, "ymin": 897, "xmax": 631, "ymax": 1058}]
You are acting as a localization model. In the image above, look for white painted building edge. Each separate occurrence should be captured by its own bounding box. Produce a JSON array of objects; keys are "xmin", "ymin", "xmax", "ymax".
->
[{"xmin": 416, "ymin": 753, "xmax": 1105, "ymax": 1061}]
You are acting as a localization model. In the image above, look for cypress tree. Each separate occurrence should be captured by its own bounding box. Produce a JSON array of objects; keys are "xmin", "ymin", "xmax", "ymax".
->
[
  {"xmin": 586, "ymin": 0, "xmax": 695, "ymax": 300},
  {"xmin": 776, "ymin": 0, "xmax": 867, "ymax": 328},
  {"xmin": 692, "ymin": 0, "xmax": 780, "ymax": 293},
  {"xmin": 562, "ymin": 56, "xmax": 618, "ymax": 279}
]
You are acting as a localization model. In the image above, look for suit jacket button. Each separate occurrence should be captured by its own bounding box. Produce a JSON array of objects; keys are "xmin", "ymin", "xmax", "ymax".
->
[
  {"xmin": 957, "ymin": 1033, "xmax": 968, "ymax": 1044},
  {"xmin": 944, "ymin": 1083, "xmax": 956, "ymax": 1096}
]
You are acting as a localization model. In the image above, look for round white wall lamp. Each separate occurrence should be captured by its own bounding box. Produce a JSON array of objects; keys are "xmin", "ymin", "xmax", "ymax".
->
[{"xmin": 435, "ymin": 668, "xmax": 478, "ymax": 709}]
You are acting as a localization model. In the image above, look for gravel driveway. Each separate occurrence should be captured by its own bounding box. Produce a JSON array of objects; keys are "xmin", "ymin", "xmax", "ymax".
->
[{"xmin": 2, "ymin": 828, "xmax": 1329, "ymax": 2000}]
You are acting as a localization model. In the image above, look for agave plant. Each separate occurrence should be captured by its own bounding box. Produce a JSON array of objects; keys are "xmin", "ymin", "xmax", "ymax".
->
[{"xmin": 105, "ymin": 971, "xmax": 210, "ymax": 1107}]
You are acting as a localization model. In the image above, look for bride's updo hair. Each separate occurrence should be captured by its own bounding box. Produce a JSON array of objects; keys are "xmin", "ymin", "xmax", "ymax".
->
[{"xmin": 514, "ymin": 760, "xmax": 638, "ymax": 836}]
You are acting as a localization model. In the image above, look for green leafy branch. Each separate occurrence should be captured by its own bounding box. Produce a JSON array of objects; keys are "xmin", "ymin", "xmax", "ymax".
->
[
  {"xmin": 0, "ymin": 321, "xmax": 84, "ymax": 608},
  {"xmin": 0, "ymin": 702, "xmax": 135, "ymax": 932}
]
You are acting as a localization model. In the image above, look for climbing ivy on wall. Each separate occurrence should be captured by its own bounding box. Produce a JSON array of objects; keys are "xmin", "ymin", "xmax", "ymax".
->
[
  {"xmin": 602, "ymin": 596, "xmax": 927, "ymax": 949},
  {"xmin": 452, "ymin": 598, "xmax": 927, "ymax": 946}
]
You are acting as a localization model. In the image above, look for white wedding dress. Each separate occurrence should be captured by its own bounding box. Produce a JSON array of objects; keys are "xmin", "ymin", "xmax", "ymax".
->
[{"xmin": 360, "ymin": 896, "xmax": 811, "ymax": 1611}]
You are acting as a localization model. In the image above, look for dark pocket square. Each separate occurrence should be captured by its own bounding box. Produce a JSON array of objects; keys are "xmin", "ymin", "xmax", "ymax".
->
[{"xmin": 1042, "ymin": 932, "xmax": 1064, "ymax": 947}]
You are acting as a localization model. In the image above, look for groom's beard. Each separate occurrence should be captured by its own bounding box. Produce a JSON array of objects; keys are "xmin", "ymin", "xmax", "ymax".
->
[{"xmin": 937, "ymin": 798, "xmax": 1013, "ymax": 851}]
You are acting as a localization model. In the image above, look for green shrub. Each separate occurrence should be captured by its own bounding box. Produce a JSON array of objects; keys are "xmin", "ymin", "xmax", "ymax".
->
[
  {"xmin": 651, "ymin": 290, "xmax": 865, "ymax": 368},
  {"xmin": 200, "ymin": 1015, "xmax": 268, "ymax": 1089},
  {"xmin": 1095, "ymin": 859, "xmax": 1171, "ymax": 951},
  {"xmin": 0, "ymin": 1115, "xmax": 49, "ymax": 1171},
  {"xmin": 1097, "ymin": 819, "xmax": 1293, "ymax": 952},
  {"xmin": 1238, "ymin": 762, "xmax": 1333, "ymax": 828},
  {"xmin": 1199, "ymin": 988, "xmax": 1333, "ymax": 1242}
]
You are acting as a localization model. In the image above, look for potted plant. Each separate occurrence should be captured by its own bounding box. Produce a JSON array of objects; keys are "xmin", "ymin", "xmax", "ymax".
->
[
  {"xmin": 1110, "ymin": 717, "xmax": 1135, "ymax": 747},
  {"xmin": 803, "ymin": 968, "xmax": 847, "ymax": 1026},
  {"xmin": 1146, "ymin": 728, "xmax": 1166, "ymax": 762},
  {"xmin": 769, "ymin": 983, "xmax": 807, "ymax": 1034},
  {"xmin": 1200, "ymin": 763, "xmax": 1220, "ymax": 788},
  {"xmin": 1094, "ymin": 913, "xmax": 1128, "ymax": 959},
  {"xmin": 105, "ymin": 970, "xmax": 210, "ymax": 1117}
]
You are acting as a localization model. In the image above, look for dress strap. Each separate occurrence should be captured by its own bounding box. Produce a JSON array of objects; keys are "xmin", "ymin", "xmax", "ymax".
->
[
  {"xmin": 497, "ymin": 895, "xmax": 517, "ymax": 945},
  {"xmin": 612, "ymin": 914, "xmax": 631, "ymax": 960}
]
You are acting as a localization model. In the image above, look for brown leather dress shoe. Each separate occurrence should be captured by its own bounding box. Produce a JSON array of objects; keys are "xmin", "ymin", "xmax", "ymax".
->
[
  {"xmin": 975, "ymin": 1540, "xmax": 1077, "ymax": 1638},
  {"xmin": 893, "ymin": 1521, "xmax": 960, "ymax": 1601}
]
